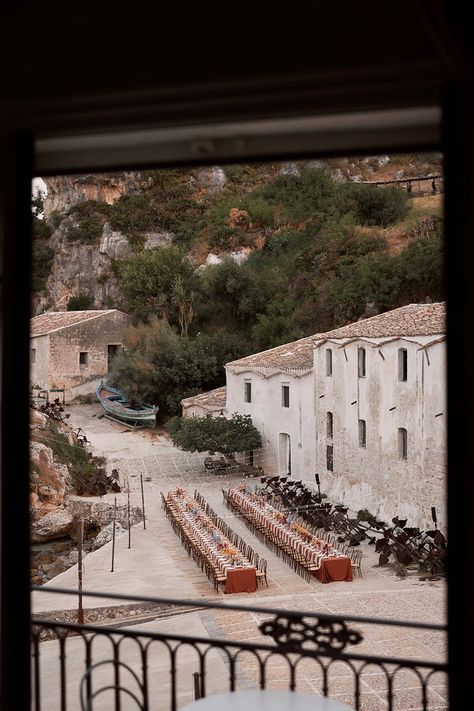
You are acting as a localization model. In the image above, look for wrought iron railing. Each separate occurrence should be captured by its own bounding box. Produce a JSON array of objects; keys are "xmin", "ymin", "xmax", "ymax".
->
[{"xmin": 31, "ymin": 587, "xmax": 447, "ymax": 711}]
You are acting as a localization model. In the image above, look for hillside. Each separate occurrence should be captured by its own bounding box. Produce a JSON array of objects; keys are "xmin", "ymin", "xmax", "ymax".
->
[{"xmin": 32, "ymin": 154, "xmax": 444, "ymax": 414}]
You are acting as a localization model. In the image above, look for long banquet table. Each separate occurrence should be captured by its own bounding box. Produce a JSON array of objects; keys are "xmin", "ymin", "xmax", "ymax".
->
[
  {"xmin": 227, "ymin": 486, "xmax": 352, "ymax": 584},
  {"xmin": 166, "ymin": 488, "xmax": 257, "ymax": 594}
]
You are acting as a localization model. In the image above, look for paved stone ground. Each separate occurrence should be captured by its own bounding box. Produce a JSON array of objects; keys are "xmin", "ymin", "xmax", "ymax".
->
[{"xmin": 33, "ymin": 404, "xmax": 448, "ymax": 710}]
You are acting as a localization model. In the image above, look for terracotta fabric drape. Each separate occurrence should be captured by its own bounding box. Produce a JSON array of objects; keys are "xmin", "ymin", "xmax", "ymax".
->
[
  {"xmin": 316, "ymin": 557, "xmax": 352, "ymax": 583},
  {"xmin": 225, "ymin": 567, "xmax": 257, "ymax": 593}
]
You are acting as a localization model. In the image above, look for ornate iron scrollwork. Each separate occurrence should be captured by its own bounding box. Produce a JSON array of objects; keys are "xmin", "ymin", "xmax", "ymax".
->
[{"xmin": 259, "ymin": 614, "xmax": 363, "ymax": 655}]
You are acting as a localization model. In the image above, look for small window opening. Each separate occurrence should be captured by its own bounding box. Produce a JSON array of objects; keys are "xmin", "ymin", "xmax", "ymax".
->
[
  {"xmin": 398, "ymin": 348, "xmax": 408, "ymax": 381},
  {"xmin": 358, "ymin": 419, "xmax": 366, "ymax": 448},
  {"xmin": 244, "ymin": 381, "xmax": 252, "ymax": 403},
  {"xmin": 398, "ymin": 427, "xmax": 408, "ymax": 459},
  {"xmin": 327, "ymin": 411, "xmax": 333, "ymax": 438},
  {"xmin": 79, "ymin": 352, "xmax": 89, "ymax": 366},
  {"xmin": 282, "ymin": 384, "xmax": 290, "ymax": 408},
  {"xmin": 326, "ymin": 349, "xmax": 333, "ymax": 376},
  {"xmin": 358, "ymin": 347, "xmax": 366, "ymax": 377}
]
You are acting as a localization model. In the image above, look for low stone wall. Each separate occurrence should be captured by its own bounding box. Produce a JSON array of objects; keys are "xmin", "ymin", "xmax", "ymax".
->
[{"xmin": 32, "ymin": 601, "xmax": 191, "ymax": 640}]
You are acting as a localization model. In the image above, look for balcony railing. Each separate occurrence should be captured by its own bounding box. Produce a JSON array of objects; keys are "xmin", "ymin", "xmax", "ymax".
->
[{"xmin": 31, "ymin": 587, "xmax": 447, "ymax": 711}]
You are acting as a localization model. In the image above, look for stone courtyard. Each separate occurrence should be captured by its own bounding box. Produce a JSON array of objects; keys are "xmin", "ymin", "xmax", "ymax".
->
[{"xmin": 32, "ymin": 403, "xmax": 447, "ymax": 710}]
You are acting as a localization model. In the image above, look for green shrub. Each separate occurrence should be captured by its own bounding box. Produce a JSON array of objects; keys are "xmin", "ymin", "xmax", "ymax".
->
[
  {"xmin": 340, "ymin": 184, "xmax": 409, "ymax": 227},
  {"xmin": 241, "ymin": 195, "xmax": 275, "ymax": 227},
  {"xmin": 259, "ymin": 168, "xmax": 336, "ymax": 222},
  {"xmin": 108, "ymin": 194, "xmax": 158, "ymax": 235},
  {"xmin": 67, "ymin": 294, "xmax": 94, "ymax": 311},
  {"xmin": 32, "ymin": 240, "xmax": 54, "ymax": 292},
  {"xmin": 66, "ymin": 200, "xmax": 110, "ymax": 244}
]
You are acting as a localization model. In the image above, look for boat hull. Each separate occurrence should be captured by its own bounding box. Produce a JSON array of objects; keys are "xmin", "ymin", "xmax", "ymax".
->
[{"xmin": 96, "ymin": 384, "xmax": 158, "ymax": 428}]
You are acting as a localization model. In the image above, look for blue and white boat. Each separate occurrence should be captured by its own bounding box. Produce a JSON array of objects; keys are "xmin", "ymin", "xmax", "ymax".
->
[{"xmin": 96, "ymin": 382, "xmax": 158, "ymax": 429}]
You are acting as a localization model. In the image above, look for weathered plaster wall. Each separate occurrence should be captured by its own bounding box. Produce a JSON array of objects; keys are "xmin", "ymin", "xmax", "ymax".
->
[
  {"xmin": 314, "ymin": 337, "xmax": 446, "ymax": 531},
  {"xmin": 225, "ymin": 368, "xmax": 315, "ymax": 479},
  {"xmin": 30, "ymin": 334, "xmax": 50, "ymax": 390}
]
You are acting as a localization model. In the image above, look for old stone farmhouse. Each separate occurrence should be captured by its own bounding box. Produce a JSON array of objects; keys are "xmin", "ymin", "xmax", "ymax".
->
[
  {"xmin": 30, "ymin": 310, "xmax": 130, "ymax": 399},
  {"xmin": 185, "ymin": 302, "xmax": 446, "ymax": 531}
]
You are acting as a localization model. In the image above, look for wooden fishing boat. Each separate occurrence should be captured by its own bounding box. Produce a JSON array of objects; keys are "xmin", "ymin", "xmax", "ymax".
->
[{"xmin": 96, "ymin": 382, "xmax": 158, "ymax": 429}]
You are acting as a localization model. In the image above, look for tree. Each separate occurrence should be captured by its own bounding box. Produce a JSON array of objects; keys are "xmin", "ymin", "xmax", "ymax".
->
[
  {"xmin": 109, "ymin": 318, "xmax": 223, "ymax": 416},
  {"xmin": 168, "ymin": 413, "xmax": 262, "ymax": 456}
]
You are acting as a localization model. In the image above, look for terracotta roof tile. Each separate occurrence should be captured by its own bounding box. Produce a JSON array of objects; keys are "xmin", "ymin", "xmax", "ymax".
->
[
  {"xmin": 226, "ymin": 336, "xmax": 315, "ymax": 371},
  {"xmin": 181, "ymin": 386, "xmax": 227, "ymax": 410},
  {"xmin": 226, "ymin": 303, "xmax": 445, "ymax": 372},
  {"xmin": 31, "ymin": 310, "xmax": 120, "ymax": 337},
  {"xmin": 313, "ymin": 302, "xmax": 445, "ymax": 340}
]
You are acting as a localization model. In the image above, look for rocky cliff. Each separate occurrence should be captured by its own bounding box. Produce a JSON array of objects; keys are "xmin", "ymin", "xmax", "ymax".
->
[
  {"xmin": 34, "ymin": 155, "xmax": 443, "ymax": 315},
  {"xmin": 29, "ymin": 407, "xmax": 142, "ymax": 583}
]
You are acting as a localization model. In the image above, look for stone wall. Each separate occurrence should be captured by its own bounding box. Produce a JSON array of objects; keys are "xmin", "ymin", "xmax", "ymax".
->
[{"xmin": 47, "ymin": 311, "xmax": 130, "ymax": 395}]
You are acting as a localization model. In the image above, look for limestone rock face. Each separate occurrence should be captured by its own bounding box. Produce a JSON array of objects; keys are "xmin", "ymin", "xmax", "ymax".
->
[
  {"xmin": 43, "ymin": 173, "xmax": 143, "ymax": 217},
  {"xmin": 99, "ymin": 222, "xmax": 133, "ymax": 260},
  {"xmin": 33, "ymin": 218, "xmax": 125, "ymax": 314},
  {"xmin": 144, "ymin": 232, "xmax": 174, "ymax": 250},
  {"xmin": 66, "ymin": 496, "xmax": 143, "ymax": 532},
  {"xmin": 31, "ymin": 507, "xmax": 75, "ymax": 542},
  {"xmin": 91, "ymin": 521, "xmax": 127, "ymax": 551},
  {"xmin": 30, "ymin": 441, "xmax": 71, "ymax": 520},
  {"xmin": 279, "ymin": 162, "xmax": 300, "ymax": 176},
  {"xmin": 193, "ymin": 167, "xmax": 227, "ymax": 193}
]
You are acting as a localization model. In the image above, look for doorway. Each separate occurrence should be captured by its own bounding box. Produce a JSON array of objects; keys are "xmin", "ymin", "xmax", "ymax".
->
[{"xmin": 279, "ymin": 433, "xmax": 291, "ymax": 476}]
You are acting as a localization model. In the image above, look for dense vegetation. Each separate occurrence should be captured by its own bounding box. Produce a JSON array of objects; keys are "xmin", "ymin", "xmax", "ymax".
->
[
  {"xmin": 34, "ymin": 159, "xmax": 444, "ymax": 416},
  {"xmin": 168, "ymin": 413, "xmax": 262, "ymax": 456}
]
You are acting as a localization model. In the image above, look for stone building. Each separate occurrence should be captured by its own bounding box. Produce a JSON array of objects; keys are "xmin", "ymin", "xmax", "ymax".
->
[
  {"xmin": 313, "ymin": 302, "xmax": 446, "ymax": 531},
  {"xmin": 216, "ymin": 302, "xmax": 446, "ymax": 531},
  {"xmin": 30, "ymin": 310, "xmax": 130, "ymax": 399},
  {"xmin": 225, "ymin": 338, "xmax": 315, "ymax": 476},
  {"xmin": 181, "ymin": 386, "xmax": 227, "ymax": 418}
]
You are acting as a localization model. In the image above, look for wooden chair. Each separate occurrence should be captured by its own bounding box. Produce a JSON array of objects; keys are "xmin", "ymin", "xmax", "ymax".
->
[
  {"xmin": 350, "ymin": 549, "xmax": 363, "ymax": 577},
  {"xmin": 256, "ymin": 557, "xmax": 268, "ymax": 587}
]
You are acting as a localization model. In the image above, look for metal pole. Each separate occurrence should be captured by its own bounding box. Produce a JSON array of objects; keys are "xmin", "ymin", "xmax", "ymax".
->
[
  {"xmin": 140, "ymin": 472, "xmax": 146, "ymax": 530},
  {"xmin": 111, "ymin": 497, "xmax": 117, "ymax": 572},
  {"xmin": 78, "ymin": 519, "xmax": 84, "ymax": 623},
  {"xmin": 193, "ymin": 672, "xmax": 201, "ymax": 700},
  {"xmin": 127, "ymin": 479, "xmax": 131, "ymax": 549},
  {"xmin": 315, "ymin": 473, "xmax": 321, "ymax": 502}
]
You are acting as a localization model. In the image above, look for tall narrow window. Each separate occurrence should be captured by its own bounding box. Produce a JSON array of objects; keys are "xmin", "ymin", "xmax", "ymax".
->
[
  {"xmin": 398, "ymin": 427, "xmax": 408, "ymax": 460},
  {"xmin": 326, "ymin": 348, "xmax": 333, "ymax": 376},
  {"xmin": 326, "ymin": 444, "xmax": 334, "ymax": 471},
  {"xmin": 244, "ymin": 381, "xmax": 252, "ymax": 403},
  {"xmin": 358, "ymin": 347, "xmax": 366, "ymax": 377},
  {"xmin": 358, "ymin": 419, "xmax": 366, "ymax": 448},
  {"xmin": 282, "ymin": 384, "xmax": 290, "ymax": 408},
  {"xmin": 79, "ymin": 351, "xmax": 88, "ymax": 366},
  {"xmin": 398, "ymin": 348, "xmax": 408, "ymax": 381},
  {"xmin": 31, "ymin": 348, "xmax": 36, "ymax": 364},
  {"xmin": 326, "ymin": 411, "xmax": 333, "ymax": 438}
]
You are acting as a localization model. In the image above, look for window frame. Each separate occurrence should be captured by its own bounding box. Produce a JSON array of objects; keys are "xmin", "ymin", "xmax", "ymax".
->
[
  {"xmin": 398, "ymin": 347, "xmax": 408, "ymax": 382},
  {"xmin": 358, "ymin": 418, "xmax": 367, "ymax": 448},
  {"xmin": 326, "ymin": 348, "xmax": 333, "ymax": 376},
  {"xmin": 244, "ymin": 380, "xmax": 252, "ymax": 403},
  {"xmin": 326, "ymin": 411, "xmax": 333, "ymax": 438},
  {"xmin": 358, "ymin": 347, "xmax": 366, "ymax": 378},
  {"xmin": 398, "ymin": 427, "xmax": 408, "ymax": 460},
  {"xmin": 281, "ymin": 384, "xmax": 290, "ymax": 408}
]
